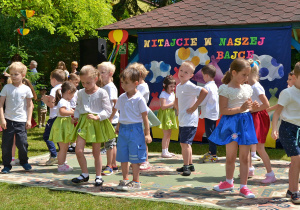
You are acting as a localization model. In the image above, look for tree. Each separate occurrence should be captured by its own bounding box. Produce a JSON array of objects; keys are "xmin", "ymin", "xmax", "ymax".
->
[{"xmin": 0, "ymin": 0, "xmax": 116, "ymax": 42}]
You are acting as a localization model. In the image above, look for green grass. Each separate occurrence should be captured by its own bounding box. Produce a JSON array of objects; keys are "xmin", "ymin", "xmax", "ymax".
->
[{"xmin": 0, "ymin": 127, "xmax": 290, "ymax": 209}]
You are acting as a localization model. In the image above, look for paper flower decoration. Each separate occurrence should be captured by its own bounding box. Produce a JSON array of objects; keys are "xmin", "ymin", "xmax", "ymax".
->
[
  {"xmin": 21, "ymin": 10, "xmax": 35, "ymax": 18},
  {"xmin": 17, "ymin": 28, "xmax": 30, "ymax": 36}
]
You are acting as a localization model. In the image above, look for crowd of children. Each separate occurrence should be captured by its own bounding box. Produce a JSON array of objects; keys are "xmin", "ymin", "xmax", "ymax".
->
[{"xmin": 0, "ymin": 58, "xmax": 300, "ymax": 204}]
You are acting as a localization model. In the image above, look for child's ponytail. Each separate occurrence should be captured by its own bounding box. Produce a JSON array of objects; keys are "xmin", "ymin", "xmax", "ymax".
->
[
  {"xmin": 221, "ymin": 70, "xmax": 232, "ymax": 84},
  {"xmin": 22, "ymin": 78, "xmax": 37, "ymax": 100},
  {"xmin": 54, "ymin": 89, "xmax": 62, "ymax": 106}
]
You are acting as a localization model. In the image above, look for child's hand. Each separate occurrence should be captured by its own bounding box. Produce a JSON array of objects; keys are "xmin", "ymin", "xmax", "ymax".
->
[
  {"xmin": 240, "ymin": 98, "xmax": 252, "ymax": 112},
  {"xmin": 0, "ymin": 119, "xmax": 7, "ymax": 130},
  {"xmin": 87, "ymin": 114, "xmax": 99, "ymax": 121},
  {"xmin": 108, "ymin": 116, "xmax": 113, "ymax": 123},
  {"xmin": 186, "ymin": 107, "xmax": 195, "ymax": 114},
  {"xmin": 251, "ymin": 100, "xmax": 260, "ymax": 112},
  {"xmin": 271, "ymin": 129, "xmax": 278, "ymax": 140},
  {"xmin": 115, "ymin": 127, "xmax": 119, "ymax": 134},
  {"xmin": 71, "ymin": 118, "xmax": 78, "ymax": 124},
  {"xmin": 145, "ymin": 134, "xmax": 152, "ymax": 144},
  {"xmin": 26, "ymin": 120, "xmax": 32, "ymax": 129}
]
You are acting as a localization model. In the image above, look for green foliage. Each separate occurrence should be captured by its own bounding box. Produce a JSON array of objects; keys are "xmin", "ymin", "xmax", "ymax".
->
[
  {"xmin": 0, "ymin": 0, "xmax": 116, "ymax": 42},
  {"xmin": 291, "ymin": 49, "xmax": 300, "ymax": 70}
]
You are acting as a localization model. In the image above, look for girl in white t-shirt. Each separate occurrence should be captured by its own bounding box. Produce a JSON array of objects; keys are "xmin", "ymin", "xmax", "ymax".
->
[
  {"xmin": 157, "ymin": 75, "xmax": 178, "ymax": 158},
  {"xmin": 49, "ymin": 81, "xmax": 77, "ymax": 172},
  {"xmin": 208, "ymin": 58, "xmax": 258, "ymax": 199},
  {"xmin": 248, "ymin": 59, "xmax": 276, "ymax": 184}
]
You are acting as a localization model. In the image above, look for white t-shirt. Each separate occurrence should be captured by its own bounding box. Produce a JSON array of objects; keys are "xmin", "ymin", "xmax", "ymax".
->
[
  {"xmin": 176, "ymin": 81, "xmax": 202, "ymax": 127},
  {"xmin": 74, "ymin": 88, "xmax": 112, "ymax": 121},
  {"xmin": 159, "ymin": 91, "xmax": 175, "ymax": 108},
  {"xmin": 251, "ymin": 82, "xmax": 265, "ymax": 106},
  {"xmin": 137, "ymin": 82, "xmax": 150, "ymax": 103},
  {"xmin": 200, "ymin": 81, "xmax": 219, "ymax": 120},
  {"xmin": 102, "ymin": 82, "xmax": 119, "ymax": 124},
  {"xmin": 0, "ymin": 84, "xmax": 33, "ymax": 122},
  {"xmin": 70, "ymin": 90, "xmax": 78, "ymax": 109},
  {"xmin": 218, "ymin": 84, "xmax": 253, "ymax": 113},
  {"xmin": 57, "ymin": 98, "xmax": 72, "ymax": 117},
  {"xmin": 115, "ymin": 91, "xmax": 148, "ymax": 124},
  {"xmin": 49, "ymin": 84, "xmax": 62, "ymax": 119},
  {"xmin": 278, "ymin": 85, "xmax": 300, "ymax": 126}
]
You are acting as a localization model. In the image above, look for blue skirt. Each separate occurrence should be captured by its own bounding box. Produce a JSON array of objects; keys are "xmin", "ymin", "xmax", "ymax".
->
[{"xmin": 208, "ymin": 112, "xmax": 258, "ymax": 145}]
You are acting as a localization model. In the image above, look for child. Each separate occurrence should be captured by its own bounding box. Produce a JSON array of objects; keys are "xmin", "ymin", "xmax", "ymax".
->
[
  {"xmin": 37, "ymin": 87, "xmax": 48, "ymax": 128},
  {"xmin": 71, "ymin": 61, "xmax": 79, "ymax": 75},
  {"xmin": 175, "ymin": 61, "xmax": 208, "ymax": 176},
  {"xmin": 157, "ymin": 75, "xmax": 178, "ymax": 158},
  {"xmin": 128, "ymin": 62, "xmax": 160, "ymax": 170},
  {"xmin": 247, "ymin": 59, "xmax": 276, "ymax": 183},
  {"xmin": 42, "ymin": 69, "xmax": 66, "ymax": 165},
  {"xmin": 49, "ymin": 81, "xmax": 77, "ymax": 172},
  {"xmin": 70, "ymin": 65, "xmax": 116, "ymax": 186},
  {"xmin": 115, "ymin": 67, "xmax": 151, "ymax": 191},
  {"xmin": 97, "ymin": 62, "xmax": 119, "ymax": 175},
  {"xmin": 209, "ymin": 58, "xmax": 258, "ymax": 198},
  {"xmin": 0, "ymin": 62, "xmax": 33, "ymax": 173},
  {"xmin": 57, "ymin": 61, "xmax": 69, "ymax": 78},
  {"xmin": 272, "ymin": 62, "xmax": 300, "ymax": 204},
  {"xmin": 67, "ymin": 73, "xmax": 80, "ymax": 152},
  {"xmin": 199, "ymin": 64, "xmax": 219, "ymax": 163}
]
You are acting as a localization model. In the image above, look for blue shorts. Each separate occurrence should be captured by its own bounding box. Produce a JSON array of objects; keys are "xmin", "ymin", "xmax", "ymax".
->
[
  {"xmin": 179, "ymin": 126, "xmax": 197, "ymax": 145},
  {"xmin": 116, "ymin": 123, "xmax": 147, "ymax": 164},
  {"xmin": 279, "ymin": 120, "xmax": 300, "ymax": 157}
]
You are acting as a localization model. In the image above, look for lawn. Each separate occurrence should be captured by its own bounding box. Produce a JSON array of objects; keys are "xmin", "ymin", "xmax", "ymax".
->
[{"xmin": 0, "ymin": 127, "xmax": 289, "ymax": 209}]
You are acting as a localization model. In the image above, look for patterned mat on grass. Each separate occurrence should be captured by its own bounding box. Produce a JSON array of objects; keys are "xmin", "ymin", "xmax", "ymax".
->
[{"xmin": 0, "ymin": 150, "xmax": 298, "ymax": 210}]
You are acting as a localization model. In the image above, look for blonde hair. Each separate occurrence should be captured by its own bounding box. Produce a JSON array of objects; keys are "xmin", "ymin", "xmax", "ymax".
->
[
  {"xmin": 68, "ymin": 73, "xmax": 80, "ymax": 82},
  {"xmin": 23, "ymin": 78, "xmax": 37, "ymax": 100},
  {"xmin": 128, "ymin": 62, "xmax": 149, "ymax": 79},
  {"xmin": 50, "ymin": 69, "xmax": 66, "ymax": 83},
  {"xmin": 180, "ymin": 61, "xmax": 196, "ymax": 73},
  {"xmin": 71, "ymin": 61, "xmax": 78, "ymax": 67},
  {"xmin": 248, "ymin": 59, "xmax": 261, "ymax": 80},
  {"xmin": 80, "ymin": 65, "xmax": 102, "ymax": 87},
  {"xmin": 293, "ymin": 62, "xmax": 300, "ymax": 77},
  {"xmin": 222, "ymin": 58, "xmax": 250, "ymax": 84},
  {"xmin": 97, "ymin": 62, "xmax": 116, "ymax": 75},
  {"xmin": 9, "ymin": 62, "xmax": 27, "ymax": 75}
]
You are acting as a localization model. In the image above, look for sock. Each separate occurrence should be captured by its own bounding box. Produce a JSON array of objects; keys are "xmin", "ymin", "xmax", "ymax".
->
[
  {"xmin": 71, "ymin": 143, "xmax": 76, "ymax": 147},
  {"xmin": 266, "ymin": 170, "xmax": 274, "ymax": 177},
  {"xmin": 226, "ymin": 179, "xmax": 233, "ymax": 185},
  {"xmin": 123, "ymin": 178, "xmax": 129, "ymax": 181},
  {"xmin": 162, "ymin": 149, "xmax": 167, "ymax": 154},
  {"xmin": 251, "ymin": 152, "xmax": 256, "ymax": 157},
  {"xmin": 240, "ymin": 184, "xmax": 247, "ymax": 189},
  {"xmin": 249, "ymin": 166, "xmax": 255, "ymax": 171},
  {"xmin": 133, "ymin": 180, "xmax": 139, "ymax": 183},
  {"xmin": 96, "ymin": 175, "xmax": 102, "ymax": 179},
  {"xmin": 77, "ymin": 173, "xmax": 89, "ymax": 180},
  {"xmin": 58, "ymin": 164, "xmax": 64, "ymax": 167},
  {"xmin": 12, "ymin": 157, "xmax": 15, "ymax": 161}
]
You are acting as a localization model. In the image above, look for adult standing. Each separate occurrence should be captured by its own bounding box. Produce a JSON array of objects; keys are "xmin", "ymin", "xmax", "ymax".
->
[
  {"xmin": 29, "ymin": 60, "xmax": 38, "ymax": 75},
  {"xmin": 71, "ymin": 61, "xmax": 80, "ymax": 75}
]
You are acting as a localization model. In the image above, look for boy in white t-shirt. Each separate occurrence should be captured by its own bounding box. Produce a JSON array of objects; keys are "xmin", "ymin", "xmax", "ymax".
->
[
  {"xmin": 98, "ymin": 62, "xmax": 119, "ymax": 175},
  {"xmin": 0, "ymin": 62, "xmax": 33, "ymax": 173},
  {"xmin": 175, "ymin": 61, "xmax": 208, "ymax": 176},
  {"xmin": 199, "ymin": 64, "xmax": 220, "ymax": 163},
  {"xmin": 272, "ymin": 63, "xmax": 300, "ymax": 204},
  {"xmin": 115, "ymin": 67, "xmax": 151, "ymax": 191},
  {"xmin": 41, "ymin": 69, "xmax": 66, "ymax": 165}
]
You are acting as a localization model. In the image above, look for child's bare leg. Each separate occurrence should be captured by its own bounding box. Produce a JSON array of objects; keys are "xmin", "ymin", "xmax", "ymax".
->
[
  {"xmin": 189, "ymin": 144, "xmax": 193, "ymax": 165},
  {"xmin": 239, "ymin": 145, "xmax": 251, "ymax": 185},
  {"xmin": 289, "ymin": 155, "xmax": 300, "ymax": 192},
  {"xmin": 257, "ymin": 143, "xmax": 272, "ymax": 173},
  {"xmin": 92, "ymin": 143, "xmax": 101, "ymax": 176},
  {"xmin": 12, "ymin": 136, "xmax": 16, "ymax": 159},
  {"xmin": 75, "ymin": 136, "xmax": 88, "ymax": 173},
  {"xmin": 106, "ymin": 147, "xmax": 113, "ymax": 167},
  {"xmin": 121, "ymin": 162, "xmax": 129, "ymax": 180},
  {"xmin": 180, "ymin": 143, "xmax": 191, "ymax": 165},
  {"xmin": 112, "ymin": 146, "xmax": 117, "ymax": 167},
  {"xmin": 225, "ymin": 141, "xmax": 238, "ymax": 179},
  {"xmin": 162, "ymin": 130, "xmax": 172, "ymax": 149},
  {"xmin": 132, "ymin": 163, "xmax": 140, "ymax": 182},
  {"xmin": 145, "ymin": 145, "xmax": 149, "ymax": 162},
  {"xmin": 57, "ymin": 142, "xmax": 69, "ymax": 165}
]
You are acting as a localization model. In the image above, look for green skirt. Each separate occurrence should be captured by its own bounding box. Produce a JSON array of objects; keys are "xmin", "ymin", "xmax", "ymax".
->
[
  {"xmin": 157, "ymin": 108, "xmax": 178, "ymax": 130},
  {"xmin": 49, "ymin": 117, "xmax": 74, "ymax": 143},
  {"xmin": 70, "ymin": 113, "xmax": 116, "ymax": 143}
]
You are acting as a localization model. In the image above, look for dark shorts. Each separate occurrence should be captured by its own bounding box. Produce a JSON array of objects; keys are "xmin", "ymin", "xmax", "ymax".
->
[
  {"xmin": 179, "ymin": 126, "xmax": 197, "ymax": 145},
  {"xmin": 279, "ymin": 120, "xmax": 300, "ymax": 157}
]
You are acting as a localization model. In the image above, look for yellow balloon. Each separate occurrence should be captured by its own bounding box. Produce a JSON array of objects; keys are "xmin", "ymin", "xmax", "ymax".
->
[
  {"xmin": 26, "ymin": 10, "xmax": 35, "ymax": 18},
  {"xmin": 113, "ymin": 30, "xmax": 123, "ymax": 44},
  {"xmin": 23, "ymin": 28, "xmax": 30, "ymax": 35}
]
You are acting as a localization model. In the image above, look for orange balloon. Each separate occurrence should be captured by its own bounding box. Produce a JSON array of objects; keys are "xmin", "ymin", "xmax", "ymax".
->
[{"xmin": 108, "ymin": 30, "xmax": 116, "ymax": 44}]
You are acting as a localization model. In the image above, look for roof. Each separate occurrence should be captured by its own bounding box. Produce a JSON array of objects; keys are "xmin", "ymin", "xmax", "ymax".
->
[{"xmin": 97, "ymin": 0, "xmax": 300, "ymax": 33}]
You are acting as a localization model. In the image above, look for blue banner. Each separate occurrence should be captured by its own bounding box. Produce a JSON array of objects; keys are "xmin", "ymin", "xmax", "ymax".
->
[{"xmin": 138, "ymin": 27, "xmax": 291, "ymax": 110}]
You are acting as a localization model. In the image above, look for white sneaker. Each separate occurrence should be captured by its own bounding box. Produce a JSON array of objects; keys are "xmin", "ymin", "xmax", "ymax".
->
[
  {"xmin": 123, "ymin": 181, "xmax": 141, "ymax": 191},
  {"xmin": 46, "ymin": 157, "xmax": 58, "ymax": 165},
  {"xmin": 11, "ymin": 159, "xmax": 20, "ymax": 166},
  {"xmin": 117, "ymin": 180, "xmax": 130, "ymax": 190},
  {"xmin": 251, "ymin": 154, "xmax": 261, "ymax": 161}
]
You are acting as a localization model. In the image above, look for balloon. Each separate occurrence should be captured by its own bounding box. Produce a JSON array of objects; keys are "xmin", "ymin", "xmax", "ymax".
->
[
  {"xmin": 113, "ymin": 30, "xmax": 123, "ymax": 44},
  {"xmin": 120, "ymin": 30, "xmax": 128, "ymax": 45},
  {"xmin": 20, "ymin": 10, "xmax": 35, "ymax": 18},
  {"xmin": 17, "ymin": 28, "xmax": 30, "ymax": 35},
  {"xmin": 108, "ymin": 30, "xmax": 116, "ymax": 44}
]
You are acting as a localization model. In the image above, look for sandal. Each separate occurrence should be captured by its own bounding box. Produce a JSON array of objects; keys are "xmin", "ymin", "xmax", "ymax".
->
[
  {"xmin": 71, "ymin": 174, "xmax": 89, "ymax": 183},
  {"xmin": 95, "ymin": 177, "xmax": 104, "ymax": 186}
]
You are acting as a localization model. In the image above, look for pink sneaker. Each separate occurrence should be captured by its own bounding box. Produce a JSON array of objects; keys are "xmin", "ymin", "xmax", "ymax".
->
[
  {"xmin": 261, "ymin": 175, "xmax": 276, "ymax": 184},
  {"xmin": 139, "ymin": 162, "xmax": 151, "ymax": 170},
  {"xmin": 58, "ymin": 164, "xmax": 73, "ymax": 172},
  {"xmin": 213, "ymin": 181, "xmax": 234, "ymax": 192},
  {"xmin": 239, "ymin": 186, "xmax": 255, "ymax": 198}
]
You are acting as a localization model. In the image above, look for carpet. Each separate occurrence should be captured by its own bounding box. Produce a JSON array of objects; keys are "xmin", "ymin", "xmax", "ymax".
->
[{"xmin": 0, "ymin": 151, "xmax": 298, "ymax": 209}]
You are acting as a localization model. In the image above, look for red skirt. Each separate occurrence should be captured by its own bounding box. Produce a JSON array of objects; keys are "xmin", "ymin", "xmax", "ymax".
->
[{"xmin": 251, "ymin": 110, "xmax": 270, "ymax": 144}]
